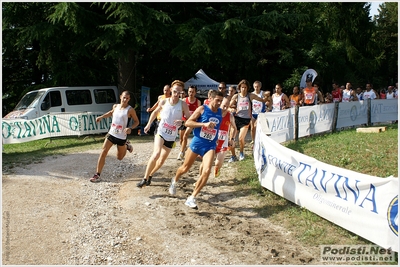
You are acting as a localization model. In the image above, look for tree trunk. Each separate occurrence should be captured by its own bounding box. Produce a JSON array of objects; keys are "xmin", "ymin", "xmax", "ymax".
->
[{"xmin": 118, "ymin": 50, "xmax": 137, "ymax": 107}]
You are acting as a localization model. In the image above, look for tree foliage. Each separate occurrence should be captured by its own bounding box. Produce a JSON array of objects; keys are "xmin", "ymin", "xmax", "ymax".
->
[{"xmin": 2, "ymin": 2, "xmax": 398, "ymax": 112}]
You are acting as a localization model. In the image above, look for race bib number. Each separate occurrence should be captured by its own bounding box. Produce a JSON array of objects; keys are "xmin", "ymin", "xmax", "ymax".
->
[
  {"xmin": 238, "ymin": 102, "xmax": 249, "ymax": 111},
  {"xmin": 200, "ymin": 126, "xmax": 217, "ymax": 141},
  {"xmin": 290, "ymin": 100, "xmax": 296, "ymax": 107},
  {"xmin": 162, "ymin": 122, "xmax": 177, "ymax": 137},
  {"xmin": 333, "ymin": 98, "xmax": 340, "ymax": 102},
  {"xmin": 342, "ymin": 97, "xmax": 350, "ymax": 102},
  {"xmin": 305, "ymin": 93, "xmax": 313, "ymax": 100},
  {"xmin": 111, "ymin": 123, "xmax": 123, "ymax": 134},
  {"xmin": 252, "ymin": 102, "xmax": 262, "ymax": 113},
  {"xmin": 218, "ymin": 130, "xmax": 228, "ymax": 141}
]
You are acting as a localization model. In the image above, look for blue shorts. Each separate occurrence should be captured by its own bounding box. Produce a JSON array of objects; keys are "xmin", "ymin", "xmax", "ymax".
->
[
  {"xmin": 252, "ymin": 114, "xmax": 258, "ymax": 120},
  {"xmin": 189, "ymin": 136, "xmax": 216, "ymax": 157}
]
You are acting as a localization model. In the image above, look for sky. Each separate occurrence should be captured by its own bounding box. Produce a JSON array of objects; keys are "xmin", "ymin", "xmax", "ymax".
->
[{"xmin": 369, "ymin": 1, "xmax": 383, "ymax": 17}]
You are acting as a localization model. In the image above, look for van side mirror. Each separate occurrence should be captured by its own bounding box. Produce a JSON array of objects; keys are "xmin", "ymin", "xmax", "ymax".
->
[{"xmin": 41, "ymin": 101, "xmax": 50, "ymax": 110}]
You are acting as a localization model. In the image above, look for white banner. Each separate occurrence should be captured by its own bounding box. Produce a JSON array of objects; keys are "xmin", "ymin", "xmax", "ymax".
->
[
  {"xmin": 254, "ymin": 119, "xmax": 398, "ymax": 252},
  {"xmin": 2, "ymin": 112, "xmax": 112, "ymax": 144},
  {"xmin": 370, "ymin": 99, "xmax": 398, "ymax": 123},
  {"xmin": 297, "ymin": 104, "xmax": 335, "ymax": 138},
  {"xmin": 336, "ymin": 101, "xmax": 368, "ymax": 129},
  {"xmin": 259, "ymin": 109, "xmax": 294, "ymax": 143}
]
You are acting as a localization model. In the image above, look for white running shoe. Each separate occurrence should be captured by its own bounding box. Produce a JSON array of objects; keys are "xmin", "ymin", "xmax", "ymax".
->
[
  {"xmin": 177, "ymin": 151, "xmax": 185, "ymax": 160},
  {"xmin": 228, "ymin": 155, "xmax": 238, "ymax": 163},
  {"xmin": 169, "ymin": 180, "xmax": 177, "ymax": 195},
  {"xmin": 239, "ymin": 152, "xmax": 245, "ymax": 161},
  {"xmin": 185, "ymin": 196, "xmax": 198, "ymax": 209},
  {"xmin": 126, "ymin": 140, "xmax": 133, "ymax": 153}
]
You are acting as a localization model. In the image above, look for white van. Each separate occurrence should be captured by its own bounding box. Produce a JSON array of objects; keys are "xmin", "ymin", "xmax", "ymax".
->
[{"xmin": 3, "ymin": 86, "xmax": 119, "ymax": 120}]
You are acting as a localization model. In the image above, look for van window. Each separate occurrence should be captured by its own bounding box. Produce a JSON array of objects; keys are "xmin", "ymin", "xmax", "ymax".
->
[
  {"xmin": 15, "ymin": 91, "xmax": 43, "ymax": 110},
  {"xmin": 94, "ymin": 89, "xmax": 117, "ymax": 104},
  {"xmin": 66, "ymin": 90, "xmax": 92, "ymax": 105},
  {"xmin": 41, "ymin": 91, "xmax": 62, "ymax": 111}
]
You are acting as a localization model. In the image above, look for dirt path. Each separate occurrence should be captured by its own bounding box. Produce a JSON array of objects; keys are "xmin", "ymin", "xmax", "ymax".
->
[{"xmin": 2, "ymin": 140, "xmax": 321, "ymax": 265}]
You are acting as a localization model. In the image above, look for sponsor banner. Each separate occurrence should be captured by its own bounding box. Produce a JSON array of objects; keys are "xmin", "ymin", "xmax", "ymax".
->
[
  {"xmin": 140, "ymin": 86, "xmax": 150, "ymax": 133},
  {"xmin": 259, "ymin": 109, "xmax": 294, "ymax": 143},
  {"xmin": 336, "ymin": 101, "xmax": 368, "ymax": 129},
  {"xmin": 2, "ymin": 112, "xmax": 112, "ymax": 144},
  {"xmin": 254, "ymin": 119, "xmax": 399, "ymax": 252},
  {"xmin": 297, "ymin": 104, "xmax": 335, "ymax": 138},
  {"xmin": 370, "ymin": 99, "xmax": 398, "ymax": 123}
]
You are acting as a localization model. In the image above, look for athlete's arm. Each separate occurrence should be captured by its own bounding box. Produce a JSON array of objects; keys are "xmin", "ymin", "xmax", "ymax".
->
[
  {"xmin": 185, "ymin": 106, "xmax": 215, "ymax": 129},
  {"xmin": 181, "ymin": 101, "xmax": 192, "ymax": 121},
  {"xmin": 144, "ymin": 99, "xmax": 166, "ymax": 133},
  {"xmin": 96, "ymin": 104, "xmax": 116, "ymax": 123}
]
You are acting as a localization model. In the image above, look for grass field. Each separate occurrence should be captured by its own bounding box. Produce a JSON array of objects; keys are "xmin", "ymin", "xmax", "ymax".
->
[
  {"xmin": 235, "ymin": 123, "xmax": 398, "ymax": 262},
  {"xmin": 2, "ymin": 124, "xmax": 398, "ymax": 262}
]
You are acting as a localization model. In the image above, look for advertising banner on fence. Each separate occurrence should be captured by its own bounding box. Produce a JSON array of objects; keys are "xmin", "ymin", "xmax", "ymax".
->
[
  {"xmin": 2, "ymin": 112, "xmax": 112, "ymax": 144},
  {"xmin": 297, "ymin": 104, "xmax": 335, "ymax": 138},
  {"xmin": 259, "ymin": 109, "xmax": 294, "ymax": 143},
  {"xmin": 254, "ymin": 119, "xmax": 398, "ymax": 252},
  {"xmin": 370, "ymin": 99, "xmax": 398, "ymax": 123},
  {"xmin": 336, "ymin": 101, "xmax": 368, "ymax": 129}
]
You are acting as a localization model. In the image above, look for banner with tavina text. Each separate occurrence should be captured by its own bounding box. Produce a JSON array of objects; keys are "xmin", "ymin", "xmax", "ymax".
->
[
  {"xmin": 254, "ymin": 119, "xmax": 398, "ymax": 252},
  {"xmin": 2, "ymin": 112, "xmax": 112, "ymax": 144}
]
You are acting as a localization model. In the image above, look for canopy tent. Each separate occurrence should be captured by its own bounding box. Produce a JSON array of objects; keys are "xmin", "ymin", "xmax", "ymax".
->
[{"xmin": 184, "ymin": 69, "xmax": 220, "ymax": 98}]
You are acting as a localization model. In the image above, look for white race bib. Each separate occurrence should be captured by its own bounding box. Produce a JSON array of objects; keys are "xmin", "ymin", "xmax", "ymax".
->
[{"xmin": 200, "ymin": 126, "xmax": 217, "ymax": 141}]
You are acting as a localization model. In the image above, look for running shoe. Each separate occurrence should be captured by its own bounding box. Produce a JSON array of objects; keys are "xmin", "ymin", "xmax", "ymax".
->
[
  {"xmin": 228, "ymin": 155, "xmax": 238, "ymax": 163},
  {"xmin": 239, "ymin": 152, "xmax": 245, "ymax": 161},
  {"xmin": 90, "ymin": 173, "xmax": 101, "ymax": 183},
  {"xmin": 126, "ymin": 140, "xmax": 133, "ymax": 153},
  {"xmin": 185, "ymin": 196, "xmax": 198, "ymax": 209},
  {"xmin": 169, "ymin": 180, "xmax": 177, "ymax": 195},
  {"xmin": 214, "ymin": 166, "xmax": 220, "ymax": 178},
  {"xmin": 177, "ymin": 151, "xmax": 185, "ymax": 161},
  {"xmin": 146, "ymin": 176, "xmax": 152, "ymax": 186},
  {"xmin": 137, "ymin": 179, "xmax": 147, "ymax": 188}
]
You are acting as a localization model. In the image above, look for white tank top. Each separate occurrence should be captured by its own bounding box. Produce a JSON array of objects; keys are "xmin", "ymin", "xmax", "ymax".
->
[
  {"xmin": 109, "ymin": 104, "xmax": 131, "ymax": 140},
  {"xmin": 386, "ymin": 92, "xmax": 396, "ymax": 99},
  {"xmin": 157, "ymin": 99, "xmax": 183, "ymax": 141},
  {"xmin": 272, "ymin": 93, "xmax": 284, "ymax": 112},
  {"xmin": 342, "ymin": 90, "xmax": 351, "ymax": 102}
]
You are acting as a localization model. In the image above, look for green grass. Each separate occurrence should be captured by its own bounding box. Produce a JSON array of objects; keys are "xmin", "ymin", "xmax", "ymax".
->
[
  {"xmin": 2, "ymin": 134, "xmax": 154, "ymax": 173},
  {"xmin": 234, "ymin": 123, "xmax": 398, "ymax": 263}
]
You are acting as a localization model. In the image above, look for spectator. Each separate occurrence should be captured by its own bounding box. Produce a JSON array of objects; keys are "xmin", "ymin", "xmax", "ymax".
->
[
  {"xmin": 271, "ymin": 83, "xmax": 290, "ymax": 112},
  {"xmin": 313, "ymin": 83, "xmax": 324, "ymax": 104},
  {"xmin": 379, "ymin": 88, "xmax": 386, "ymax": 99},
  {"xmin": 289, "ymin": 86, "xmax": 303, "ymax": 107},
  {"xmin": 324, "ymin": 92, "xmax": 333, "ymax": 103},
  {"xmin": 331, "ymin": 82, "xmax": 342, "ymax": 103},
  {"xmin": 302, "ymin": 74, "xmax": 317, "ymax": 106},
  {"xmin": 363, "ymin": 83, "xmax": 377, "ymax": 100},
  {"xmin": 342, "ymin": 82, "xmax": 357, "ymax": 102},
  {"xmin": 355, "ymin": 87, "xmax": 364, "ymax": 101},
  {"xmin": 386, "ymin": 86, "xmax": 397, "ymax": 99}
]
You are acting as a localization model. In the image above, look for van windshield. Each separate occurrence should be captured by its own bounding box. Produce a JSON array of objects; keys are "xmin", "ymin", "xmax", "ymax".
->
[{"xmin": 14, "ymin": 91, "xmax": 45, "ymax": 110}]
